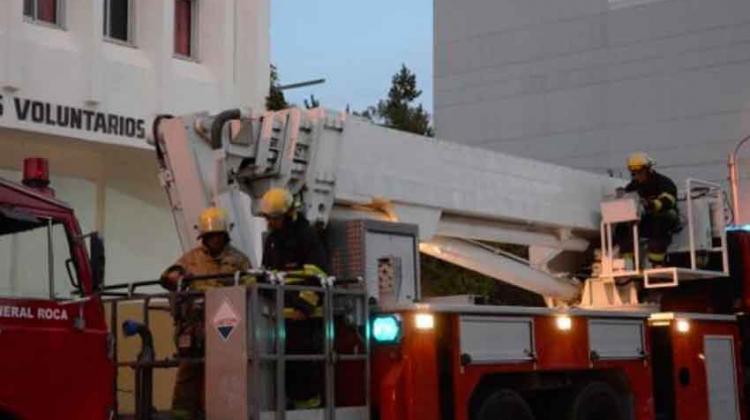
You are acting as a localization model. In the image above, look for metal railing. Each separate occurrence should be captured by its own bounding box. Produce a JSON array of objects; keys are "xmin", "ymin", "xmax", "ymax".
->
[
  {"xmin": 597, "ymin": 178, "xmax": 729, "ymax": 281},
  {"xmin": 248, "ymin": 281, "xmax": 369, "ymax": 420},
  {"xmin": 685, "ymin": 178, "xmax": 729, "ymax": 274},
  {"xmin": 102, "ymin": 270, "xmax": 370, "ymax": 420}
]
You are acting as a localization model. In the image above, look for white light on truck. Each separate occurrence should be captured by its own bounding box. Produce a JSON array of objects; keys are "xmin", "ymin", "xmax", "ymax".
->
[
  {"xmin": 556, "ymin": 315, "xmax": 573, "ymax": 331},
  {"xmin": 415, "ymin": 313, "xmax": 435, "ymax": 330},
  {"xmin": 676, "ymin": 319, "xmax": 690, "ymax": 334}
]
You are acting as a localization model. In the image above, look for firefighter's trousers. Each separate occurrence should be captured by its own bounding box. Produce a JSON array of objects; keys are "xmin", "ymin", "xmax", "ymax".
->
[
  {"xmin": 615, "ymin": 210, "xmax": 679, "ymax": 264},
  {"xmin": 286, "ymin": 318, "xmax": 324, "ymax": 407}
]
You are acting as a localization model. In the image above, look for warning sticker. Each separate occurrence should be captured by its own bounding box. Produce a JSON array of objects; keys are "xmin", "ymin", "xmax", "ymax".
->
[{"xmin": 212, "ymin": 300, "xmax": 240, "ymax": 342}]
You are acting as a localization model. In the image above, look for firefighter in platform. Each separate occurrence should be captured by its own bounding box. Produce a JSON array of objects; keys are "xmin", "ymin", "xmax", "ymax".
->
[
  {"xmin": 260, "ymin": 187, "xmax": 329, "ymax": 409},
  {"xmin": 161, "ymin": 207, "xmax": 251, "ymax": 419},
  {"xmin": 615, "ymin": 152, "xmax": 680, "ymax": 268}
]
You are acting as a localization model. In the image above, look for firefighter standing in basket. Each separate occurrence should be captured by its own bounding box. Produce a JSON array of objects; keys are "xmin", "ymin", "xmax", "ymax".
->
[
  {"xmin": 615, "ymin": 152, "xmax": 680, "ymax": 268},
  {"xmin": 260, "ymin": 188, "xmax": 329, "ymax": 410},
  {"xmin": 161, "ymin": 207, "xmax": 251, "ymax": 420}
]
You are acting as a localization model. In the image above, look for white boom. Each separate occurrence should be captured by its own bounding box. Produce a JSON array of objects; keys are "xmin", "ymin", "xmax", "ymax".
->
[{"xmin": 154, "ymin": 108, "xmax": 623, "ymax": 303}]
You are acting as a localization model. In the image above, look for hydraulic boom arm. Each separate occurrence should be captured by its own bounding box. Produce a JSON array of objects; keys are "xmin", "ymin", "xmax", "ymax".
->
[{"xmin": 153, "ymin": 108, "xmax": 622, "ymax": 303}]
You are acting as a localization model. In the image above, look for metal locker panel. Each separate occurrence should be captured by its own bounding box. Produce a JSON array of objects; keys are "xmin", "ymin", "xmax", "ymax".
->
[
  {"xmin": 704, "ymin": 336, "xmax": 740, "ymax": 420},
  {"xmin": 364, "ymin": 231, "xmax": 417, "ymax": 302},
  {"xmin": 327, "ymin": 220, "xmax": 420, "ymax": 304},
  {"xmin": 588, "ymin": 319, "xmax": 644, "ymax": 360},
  {"xmin": 459, "ymin": 316, "xmax": 534, "ymax": 363}
]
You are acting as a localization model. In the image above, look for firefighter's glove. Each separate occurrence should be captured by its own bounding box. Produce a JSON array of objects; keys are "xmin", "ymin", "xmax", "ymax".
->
[
  {"xmin": 286, "ymin": 264, "xmax": 327, "ymax": 280},
  {"xmin": 644, "ymin": 199, "xmax": 662, "ymax": 213},
  {"xmin": 287, "ymin": 293, "xmax": 316, "ymax": 318},
  {"xmin": 160, "ymin": 265, "xmax": 186, "ymax": 291},
  {"xmin": 303, "ymin": 264, "xmax": 327, "ymax": 277}
]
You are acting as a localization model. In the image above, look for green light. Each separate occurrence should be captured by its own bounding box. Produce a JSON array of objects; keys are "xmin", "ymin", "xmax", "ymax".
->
[{"xmin": 372, "ymin": 315, "xmax": 401, "ymax": 343}]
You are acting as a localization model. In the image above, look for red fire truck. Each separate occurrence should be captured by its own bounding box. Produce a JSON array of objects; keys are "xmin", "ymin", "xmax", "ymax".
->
[
  {"xmin": 1, "ymin": 107, "xmax": 750, "ymax": 420},
  {"xmin": 0, "ymin": 158, "xmax": 112, "ymax": 419}
]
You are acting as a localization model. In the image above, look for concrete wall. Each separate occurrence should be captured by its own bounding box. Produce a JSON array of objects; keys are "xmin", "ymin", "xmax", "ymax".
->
[
  {"xmin": 0, "ymin": 0, "xmax": 270, "ymax": 148},
  {"xmin": 435, "ymin": 0, "xmax": 750, "ymax": 219},
  {"xmin": 0, "ymin": 128, "xmax": 181, "ymax": 286},
  {"xmin": 0, "ymin": 0, "xmax": 270, "ymax": 281}
]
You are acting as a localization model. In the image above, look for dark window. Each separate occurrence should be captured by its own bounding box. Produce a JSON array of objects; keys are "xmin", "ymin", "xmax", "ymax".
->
[
  {"xmin": 23, "ymin": 0, "xmax": 33, "ymax": 17},
  {"xmin": 174, "ymin": 0, "xmax": 195, "ymax": 57},
  {"xmin": 104, "ymin": 0, "xmax": 131, "ymax": 42},
  {"xmin": 24, "ymin": 0, "xmax": 61, "ymax": 26}
]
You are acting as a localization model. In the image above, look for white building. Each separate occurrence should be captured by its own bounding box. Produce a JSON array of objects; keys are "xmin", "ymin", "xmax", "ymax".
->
[
  {"xmin": 0, "ymin": 0, "xmax": 270, "ymax": 283},
  {"xmin": 435, "ymin": 0, "xmax": 750, "ymax": 219}
]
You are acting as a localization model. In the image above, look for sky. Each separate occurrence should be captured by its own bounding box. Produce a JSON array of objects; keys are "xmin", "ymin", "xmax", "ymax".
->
[{"xmin": 270, "ymin": 0, "xmax": 433, "ymax": 115}]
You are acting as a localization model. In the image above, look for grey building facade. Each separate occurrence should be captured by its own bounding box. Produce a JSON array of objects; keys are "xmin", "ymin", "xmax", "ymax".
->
[{"xmin": 435, "ymin": 0, "xmax": 750, "ymax": 209}]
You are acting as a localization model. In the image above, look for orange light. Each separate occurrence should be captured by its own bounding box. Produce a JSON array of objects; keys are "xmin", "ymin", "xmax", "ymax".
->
[
  {"xmin": 676, "ymin": 319, "xmax": 690, "ymax": 334},
  {"xmin": 556, "ymin": 316, "xmax": 573, "ymax": 331},
  {"xmin": 415, "ymin": 313, "xmax": 434, "ymax": 330}
]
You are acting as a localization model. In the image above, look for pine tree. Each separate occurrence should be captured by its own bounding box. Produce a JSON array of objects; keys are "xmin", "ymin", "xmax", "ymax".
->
[
  {"xmin": 266, "ymin": 65, "xmax": 288, "ymax": 111},
  {"xmin": 363, "ymin": 64, "xmax": 434, "ymax": 136}
]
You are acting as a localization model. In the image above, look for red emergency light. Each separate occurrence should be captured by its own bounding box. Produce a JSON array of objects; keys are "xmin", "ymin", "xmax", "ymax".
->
[{"xmin": 22, "ymin": 157, "xmax": 54, "ymax": 197}]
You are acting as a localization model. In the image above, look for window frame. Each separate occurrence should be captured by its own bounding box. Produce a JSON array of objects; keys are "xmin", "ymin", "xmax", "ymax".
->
[
  {"xmin": 0, "ymin": 216, "xmax": 81, "ymax": 301},
  {"xmin": 173, "ymin": 0, "xmax": 199, "ymax": 61},
  {"xmin": 23, "ymin": 0, "xmax": 66, "ymax": 30},
  {"xmin": 103, "ymin": 0, "xmax": 136, "ymax": 47}
]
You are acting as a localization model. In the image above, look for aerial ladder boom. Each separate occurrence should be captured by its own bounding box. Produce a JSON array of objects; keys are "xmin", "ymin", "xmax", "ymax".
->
[{"xmin": 153, "ymin": 108, "xmax": 623, "ymax": 303}]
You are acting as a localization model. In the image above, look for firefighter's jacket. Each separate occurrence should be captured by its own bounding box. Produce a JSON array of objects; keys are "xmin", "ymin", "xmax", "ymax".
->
[
  {"xmin": 161, "ymin": 245, "xmax": 251, "ymax": 354},
  {"xmin": 625, "ymin": 170, "xmax": 678, "ymax": 215},
  {"xmin": 262, "ymin": 216, "xmax": 328, "ymax": 272},
  {"xmin": 262, "ymin": 216, "xmax": 329, "ymax": 318},
  {"xmin": 163, "ymin": 244, "xmax": 252, "ymax": 291}
]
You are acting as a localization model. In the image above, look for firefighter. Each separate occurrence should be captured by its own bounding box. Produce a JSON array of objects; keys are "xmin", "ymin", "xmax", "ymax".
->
[
  {"xmin": 615, "ymin": 152, "xmax": 680, "ymax": 268},
  {"xmin": 260, "ymin": 187, "xmax": 328, "ymax": 409},
  {"xmin": 161, "ymin": 207, "xmax": 251, "ymax": 420}
]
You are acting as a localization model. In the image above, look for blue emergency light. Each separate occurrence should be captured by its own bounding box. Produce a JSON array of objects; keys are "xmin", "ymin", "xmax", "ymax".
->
[{"xmin": 372, "ymin": 314, "xmax": 402, "ymax": 344}]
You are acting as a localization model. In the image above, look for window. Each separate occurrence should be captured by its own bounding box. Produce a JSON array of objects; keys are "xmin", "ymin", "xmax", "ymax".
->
[
  {"xmin": 0, "ymin": 212, "xmax": 79, "ymax": 300},
  {"xmin": 174, "ymin": 0, "xmax": 198, "ymax": 58},
  {"xmin": 104, "ymin": 0, "xmax": 134, "ymax": 43},
  {"xmin": 23, "ymin": 0, "xmax": 64, "ymax": 27}
]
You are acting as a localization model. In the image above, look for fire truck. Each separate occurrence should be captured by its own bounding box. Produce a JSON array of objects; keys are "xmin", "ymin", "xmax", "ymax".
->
[
  {"xmin": 1, "ymin": 107, "xmax": 749, "ymax": 420},
  {"xmin": 0, "ymin": 158, "xmax": 112, "ymax": 419}
]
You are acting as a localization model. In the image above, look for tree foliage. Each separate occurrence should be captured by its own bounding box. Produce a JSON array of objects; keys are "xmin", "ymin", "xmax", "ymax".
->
[
  {"xmin": 266, "ymin": 65, "xmax": 289, "ymax": 111},
  {"xmin": 360, "ymin": 64, "xmax": 434, "ymax": 137}
]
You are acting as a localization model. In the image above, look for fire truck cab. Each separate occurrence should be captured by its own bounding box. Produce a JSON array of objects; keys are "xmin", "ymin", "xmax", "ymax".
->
[{"xmin": 0, "ymin": 158, "xmax": 112, "ymax": 419}]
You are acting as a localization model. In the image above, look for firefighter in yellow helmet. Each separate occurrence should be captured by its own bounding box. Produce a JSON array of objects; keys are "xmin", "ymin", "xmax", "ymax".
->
[
  {"xmin": 260, "ymin": 188, "xmax": 328, "ymax": 409},
  {"xmin": 161, "ymin": 207, "xmax": 251, "ymax": 419},
  {"xmin": 260, "ymin": 188, "xmax": 328, "ymax": 272},
  {"xmin": 615, "ymin": 153, "xmax": 680, "ymax": 267}
]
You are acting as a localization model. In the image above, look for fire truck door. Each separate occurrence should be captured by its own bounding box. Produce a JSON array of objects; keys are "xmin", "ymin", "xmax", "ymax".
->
[{"xmin": 704, "ymin": 336, "xmax": 740, "ymax": 420}]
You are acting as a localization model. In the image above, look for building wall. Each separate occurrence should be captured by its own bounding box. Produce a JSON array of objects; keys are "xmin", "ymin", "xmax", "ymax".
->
[
  {"xmin": 434, "ymin": 0, "xmax": 750, "ymax": 219},
  {"xmin": 0, "ymin": 2, "xmax": 270, "ymax": 410},
  {"xmin": 0, "ymin": 1, "xmax": 270, "ymax": 147},
  {"xmin": 0, "ymin": 0, "xmax": 270, "ymax": 285},
  {"xmin": 0, "ymin": 129, "xmax": 180, "ymax": 287}
]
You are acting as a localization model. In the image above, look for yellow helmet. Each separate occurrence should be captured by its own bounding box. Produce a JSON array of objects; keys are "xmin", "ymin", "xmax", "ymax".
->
[
  {"xmin": 260, "ymin": 188, "xmax": 295, "ymax": 218},
  {"xmin": 627, "ymin": 152, "xmax": 654, "ymax": 172},
  {"xmin": 197, "ymin": 207, "xmax": 229, "ymax": 237}
]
